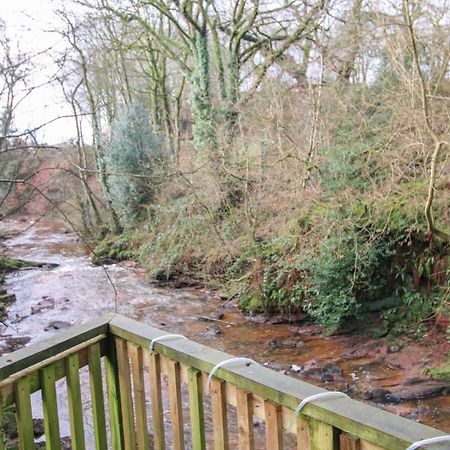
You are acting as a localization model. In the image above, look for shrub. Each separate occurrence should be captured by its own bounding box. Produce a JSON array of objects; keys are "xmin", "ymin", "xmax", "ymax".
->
[
  {"xmin": 304, "ymin": 231, "xmax": 396, "ymax": 331},
  {"xmin": 105, "ymin": 103, "xmax": 164, "ymax": 225}
]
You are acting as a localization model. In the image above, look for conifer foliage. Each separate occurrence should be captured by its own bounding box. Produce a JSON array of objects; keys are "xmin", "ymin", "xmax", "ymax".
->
[{"xmin": 106, "ymin": 103, "xmax": 163, "ymax": 225}]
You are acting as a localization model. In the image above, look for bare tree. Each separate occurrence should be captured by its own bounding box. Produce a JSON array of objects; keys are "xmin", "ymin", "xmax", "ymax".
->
[
  {"xmin": 403, "ymin": 0, "xmax": 450, "ymax": 242},
  {"xmin": 0, "ymin": 21, "xmax": 35, "ymax": 215}
]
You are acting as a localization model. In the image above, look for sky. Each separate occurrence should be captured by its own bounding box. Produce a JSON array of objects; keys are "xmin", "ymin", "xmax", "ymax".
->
[{"xmin": 1, "ymin": 0, "xmax": 80, "ymax": 144}]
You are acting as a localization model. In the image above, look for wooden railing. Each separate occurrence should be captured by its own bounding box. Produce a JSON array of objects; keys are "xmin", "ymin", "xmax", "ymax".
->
[{"xmin": 0, "ymin": 314, "xmax": 447, "ymax": 450}]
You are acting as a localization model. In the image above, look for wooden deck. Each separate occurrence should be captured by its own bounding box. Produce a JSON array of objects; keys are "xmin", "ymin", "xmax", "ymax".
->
[{"xmin": 0, "ymin": 314, "xmax": 447, "ymax": 449}]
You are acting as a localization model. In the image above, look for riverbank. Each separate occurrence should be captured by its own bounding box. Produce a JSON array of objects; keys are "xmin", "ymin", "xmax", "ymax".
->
[{"xmin": 1, "ymin": 217, "xmax": 450, "ymax": 432}]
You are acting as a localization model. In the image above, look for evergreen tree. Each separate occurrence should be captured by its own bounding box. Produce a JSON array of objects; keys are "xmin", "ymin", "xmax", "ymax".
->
[{"xmin": 106, "ymin": 102, "xmax": 164, "ymax": 225}]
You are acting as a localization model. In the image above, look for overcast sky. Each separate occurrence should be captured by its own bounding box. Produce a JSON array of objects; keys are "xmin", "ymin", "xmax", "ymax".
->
[{"xmin": 1, "ymin": 0, "xmax": 79, "ymax": 144}]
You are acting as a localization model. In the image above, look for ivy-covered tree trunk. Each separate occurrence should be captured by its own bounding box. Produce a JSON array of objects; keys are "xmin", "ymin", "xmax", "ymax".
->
[
  {"xmin": 225, "ymin": 52, "xmax": 240, "ymax": 135},
  {"xmin": 88, "ymin": 95, "xmax": 122, "ymax": 233},
  {"xmin": 189, "ymin": 31, "xmax": 216, "ymax": 152}
]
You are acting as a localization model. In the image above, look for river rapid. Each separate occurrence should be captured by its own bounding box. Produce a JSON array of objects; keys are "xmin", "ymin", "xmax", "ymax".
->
[{"xmin": 1, "ymin": 217, "xmax": 449, "ymax": 444}]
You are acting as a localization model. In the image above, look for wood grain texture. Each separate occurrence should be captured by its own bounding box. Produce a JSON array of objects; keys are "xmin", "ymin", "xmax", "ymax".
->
[
  {"xmin": 0, "ymin": 394, "xmax": 4, "ymax": 450},
  {"xmin": 146, "ymin": 351, "xmax": 166, "ymax": 450},
  {"xmin": 105, "ymin": 335, "xmax": 125, "ymax": 450},
  {"xmin": 40, "ymin": 365, "xmax": 61, "ymax": 450},
  {"xmin": 341, "ymin": 433, "xmax": 361, "ymax": 450},
  {"xmin": 210, "ymin": 378, "xmax": 229, "ymax": 450},
  {"xmin": 88, "ymin": 343, "xmax": 108, "ymax": 450},
  {"xmin": 0, "ymin": 315, "xmax": 111, "ymax": 380},
  {"xmin": 116, "ymin": 338, "xmax": 136, "ymax": 450},
  {"xmin": 236, "ymin": 389, "xmax": 254, "ymax": 450},
  {"xmin": 110, "ymin": 315, "xmax": 447, "ymax": 449},
  {"xmin": 188, "ymin": 368, "xmax": 206, "ymax": 450},
  {"xmin": 129, "ymin": 344, "xmax": 149, "ymax": 450},
  {"xmin": 65, "ymin": 353, "xmax": 86, "ymax": 450},
  {"xmin": 264, "ymin": 400, "xmax": 283, "ymax": 450},
  {"xmin": 166, "ymin": 358, "xmax": 185, "ymax": 450},
  {"xmin": 310, "ymin": 419, "xmax": 335, "ymax": 450},
  {"xmin": 14, "ymin": 376, "xmax": 34, "ymax": 450}
]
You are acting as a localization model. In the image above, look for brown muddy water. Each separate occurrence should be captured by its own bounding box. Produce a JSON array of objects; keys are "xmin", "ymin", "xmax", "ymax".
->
[{"xmin": 1, "ymin": 218, "xmax": 449, "ymax": 447}]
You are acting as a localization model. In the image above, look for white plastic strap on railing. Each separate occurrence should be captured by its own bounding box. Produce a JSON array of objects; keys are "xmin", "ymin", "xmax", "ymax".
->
[
  {"xmin": 288, "ymin": 391, "xmax": 349, "ymax": 431},
  {"xmin": 406, "ymin": 436, "xmax": 450, "ymax": 450},
  {"xmin": 206, "ymin": 357, "xmax": 258, "ymax": 395},
  {"xmin": 149, "ymin": 334, "xmax": 187, "ymax": 352}
]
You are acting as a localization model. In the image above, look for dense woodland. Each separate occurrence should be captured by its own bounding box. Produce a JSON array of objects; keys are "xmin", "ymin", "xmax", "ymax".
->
[{"xmin": 1, "ymin": 1, "xmax": 449, "ymax": 336}]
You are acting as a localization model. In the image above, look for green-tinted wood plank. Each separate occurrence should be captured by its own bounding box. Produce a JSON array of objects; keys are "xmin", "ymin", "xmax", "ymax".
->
[
  {"xmin": 296, "ymin": 416, "xmax": 311, "ymax": 450},
  {"xmin": 188, "ymin": 368, "xmax": 205, "ymax": 450},
  {"xmin": 166, "ymin": 359, "xmax": 185, "ymax": 450},
  {"xmin": 0, "ymin": 315, "xmax": 112, "ymax": 380},
  {"xmin": 105, "ymin": 335, "xmax": 125, "ymax": 450},
  {"xmin": 15, "ymin": 377, "xmax": 34, "ymax": 450},
  {"xmin": 88, "ymin": 343, "xmax": 108, "ymax": 450},
  {"xmin": 264, "ymin": 400, "xmax": 282, "ymax": 450},
  {"xmin": 340, "ymin": 433, "xmax": 361, "ymax": 450},
  {"xmin": 210, "ymin": 379, "xmax": 229, "ymax": 450},
  {"xmin": 310, "ymin": 419, "xmax": 336, "ymax": 450},
  {"xmin": 146, "ymin": 351, "xmax": 165, "ymax": 450},
  {"xmin": 0, "ymin": 336, "xmax": 107, "ymax": 408},
  {"xmin": 115, "ymin": 338, "xmax": 136, "ymax": 450},
  {"xmin": 236, "ymin": 390, "xmax": 254, "ymax": 450},
  {"xmin": 0, "ymin": 393, "xmax": 5, "ymax": 450},
  {"xmin": 40, "ymin": 364, "xmax": 61, "ymax": 450},
  {"xmin": 128, "ymin": 344, "xmax": 149, "ymax": 450},
  {"xmin": 360, "ymin": 440, "xmax": 384, "ymax": 450},
  {"xmin": 65, "ymin": 353, "xmax": 86, "ymax": 450},
  {"xmin": 109, "ymin": 315, "xmax": 448, "ymax": 449}
]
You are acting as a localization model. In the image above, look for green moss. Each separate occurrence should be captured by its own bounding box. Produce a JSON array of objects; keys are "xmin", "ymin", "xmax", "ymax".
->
[
  {"xmin": 0, "ymin": 257, "xmax": 45, "ymax": 272},
  {"xmin": 424, "ymin": 364, "xmax": 450, "ymax": 381},
  {"xmin": 238, "ymin": 293, "xmax": 263, "ymax": 312},
  {"xmin": 91, "ymin": 235, "xmax": 134, "ymax": 265}
]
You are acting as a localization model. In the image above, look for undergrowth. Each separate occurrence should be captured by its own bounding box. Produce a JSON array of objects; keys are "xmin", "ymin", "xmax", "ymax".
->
[
  {"xmin": 94, "ymin": 84, "xmax": 450, "ymax": 336},
  {"xmin": 104, "ymin": 180, "xmax": 449, "ymax": 335}
]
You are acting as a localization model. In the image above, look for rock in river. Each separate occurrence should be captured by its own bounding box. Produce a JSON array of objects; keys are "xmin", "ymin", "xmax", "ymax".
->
[{"xmin": 44, "ymin": 321, "xmax": 71, "ymax": 331}]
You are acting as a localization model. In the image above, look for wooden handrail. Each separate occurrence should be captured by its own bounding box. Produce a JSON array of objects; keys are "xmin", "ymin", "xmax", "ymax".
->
[
  {"xmin": 0, "ymin": 313, "xmax": 446, "ymax": 450},
  {"xmin": 109, "ymin": 314, "xmax": 448, "ymax": 450},
  {"xmin": 0, "ymin": 314, "xmax": 112, "ymax": 380}
]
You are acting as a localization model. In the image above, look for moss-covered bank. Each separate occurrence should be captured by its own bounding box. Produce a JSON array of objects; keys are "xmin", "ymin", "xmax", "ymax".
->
[{"xmin": 95, "ymin": 178, "xmax": 450, "ymax": 337}]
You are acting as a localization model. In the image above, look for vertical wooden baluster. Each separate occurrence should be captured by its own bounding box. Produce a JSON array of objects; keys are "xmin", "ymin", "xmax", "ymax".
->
[
  {"xmin": 105, "ymin": 335, "xmax": 125, "ymax": 450},
  {"xmin": 188, "ymin": 368, "xmax": 205, "ymax": 450},
  {"xmin": 116, "ymin": 338, "xmax": 136, "ymax": 450},
  {"xmin": 340, "ymin": 434, "xmax": 360, "ymax": 450},
  {"xmin": 310, "ymin": 419, "xmax": 335, "ymax": 450},
  {"xmin": 65, "ymin": 353, "xmax": 86, "ymax": 450},
  {"xmin": 15, "ymin": 377, "xmax": 34, "ymax": 450},
  {"xmin": 41, "ymin": 365, "xmax": 61, "ymax": 450},
  {"xmin": 0, "ymin": 392, "xmax": 5, "ymax": 450},
  {"xmin": 360, "ymin": 441, "xmax": 384, "ymax": 450},
  {"xmin": 88, "ymin": 343, "xmax": 108, "ymax": 450},
  {"xmin": 210, "ymin": 379, "xmax": 229, "ymax": 450},
  {"xmin": 236, "ymin": 390, "xmax": 254, "ymax": 450},
  {"xmin": 296, "ymin": 416, "xmax": 311, "ymax": 450},
  {"xmin": 264, "ymin": 400, "xmax": 282, "ymax": 450},
  {"xmin": 128, "ymin": 344, "xmax": 149, "ymax": 450},
  {"xmin": 166, "ymin": 359, "xmax": 185, "ymax": 450},
  {"xmin": 146, "ymin": 351, "xmax": 165, "ymax": 450}
]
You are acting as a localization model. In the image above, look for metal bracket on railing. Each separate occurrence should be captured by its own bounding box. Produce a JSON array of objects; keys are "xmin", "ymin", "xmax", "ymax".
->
[
  {"xmin": 206, "ymin": 357, "xmax": 258, "ymax": 395},
  {"xmin": 406, "ymin": 436, "xmax": 450, "ymax": 450},
  {"xmin": 288, "ymin": 391, "xmax": 349, "ymax": 431},
  {"xmin": 149, "ymin": 334, "xmax": 188, "ymax": 352}
]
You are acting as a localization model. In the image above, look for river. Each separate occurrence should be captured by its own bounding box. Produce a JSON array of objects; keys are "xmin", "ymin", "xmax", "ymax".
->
[{"xmin": 1, "ymin": 217, "xmax": 449, "ymax": 445}]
